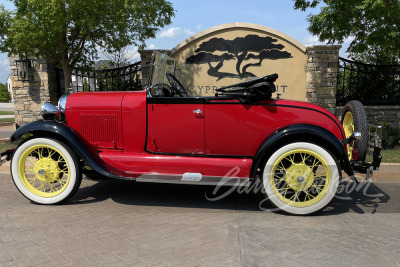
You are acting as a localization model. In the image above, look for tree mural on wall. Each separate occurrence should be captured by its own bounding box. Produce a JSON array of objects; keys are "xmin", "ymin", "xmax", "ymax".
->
[{"xmin": 185, "ymin": 35, "xmax": 292, "ymax": 80}]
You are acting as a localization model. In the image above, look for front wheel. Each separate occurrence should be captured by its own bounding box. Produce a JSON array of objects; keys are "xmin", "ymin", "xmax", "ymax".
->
[
  {"xmin": 262, "ymin": 142, "xmax": 340, "ymax": 215},
  {"xmin": 11, "ymin": 138, "xmax": 82, "ymax": 204}
]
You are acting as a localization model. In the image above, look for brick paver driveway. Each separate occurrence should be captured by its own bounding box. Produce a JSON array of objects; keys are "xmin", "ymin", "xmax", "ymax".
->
[{"xmin": 1, "ymin": 171, "xmax": 399, "ymax": 266}]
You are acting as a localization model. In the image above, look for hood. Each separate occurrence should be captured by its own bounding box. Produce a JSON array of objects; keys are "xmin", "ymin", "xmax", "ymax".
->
[{"xmin": 66, "ymin": 92, "xmax": 127, "ymax": 111}]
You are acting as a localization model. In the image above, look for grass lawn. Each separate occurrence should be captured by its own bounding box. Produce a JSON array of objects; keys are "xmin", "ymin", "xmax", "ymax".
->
[
  {"xmin": 366, "ymin": 149, "xmax": 400, "ymax": 163},
  {"xmin": 0, "ymin": 118, "xmax": 15, "ymax": 123},
  {"xmin": 0, "ymin": 111, "xmax": 14, "ymax": 115},
  {"xmin": 0, "ymin": 140, "xmax": 20, "ymax": 152}
]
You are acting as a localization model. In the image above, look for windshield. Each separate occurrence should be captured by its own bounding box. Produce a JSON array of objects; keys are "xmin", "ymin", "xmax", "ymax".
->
[{"xmin": 148, "ymin": 52, "xmax": 193, "ymax": 97}]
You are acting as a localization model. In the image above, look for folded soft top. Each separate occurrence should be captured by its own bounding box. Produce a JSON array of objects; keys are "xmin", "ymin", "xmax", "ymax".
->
[{"xmin": 215, "ymin": 73, "xmax": 278, "ymax": 102}]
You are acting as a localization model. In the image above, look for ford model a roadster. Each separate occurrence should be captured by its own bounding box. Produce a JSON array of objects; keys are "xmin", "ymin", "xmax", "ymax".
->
[{"xmin": 3, "ymin": 54, "xmax": 382, "ymax": 215}]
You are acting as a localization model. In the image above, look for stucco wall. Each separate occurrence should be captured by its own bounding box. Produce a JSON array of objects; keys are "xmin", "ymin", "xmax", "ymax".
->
[
  {"xmin": 169, "ymin": 23, "xmax": 308, "ymax": 100},
  {"xmin": 140, "ymin": 23, "xmax": 342, "ymax": 106}
]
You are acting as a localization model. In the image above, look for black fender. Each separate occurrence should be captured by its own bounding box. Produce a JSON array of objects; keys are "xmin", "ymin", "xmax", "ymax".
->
[
  {"xmin": 11, "ymin": 120, "xmax": 124, "ymax": 179},
  {"xmin": 251, "ymin": 124, "xmax": 354, "ymax": 178}
]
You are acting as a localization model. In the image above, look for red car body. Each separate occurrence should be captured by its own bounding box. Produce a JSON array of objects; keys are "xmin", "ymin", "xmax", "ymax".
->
[
  {"xmin": 8, "ymin": 72, "xmax": 379, "ymax": 215},
  {"xmin": 63, "ymin": 90, "xmax": 345, "ymax": 180}
]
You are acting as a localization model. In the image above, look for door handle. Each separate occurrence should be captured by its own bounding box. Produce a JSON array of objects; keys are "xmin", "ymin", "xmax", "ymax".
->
[{"xmin": 193, "ymin": 109, "xmax": 202, "ymax": 114}]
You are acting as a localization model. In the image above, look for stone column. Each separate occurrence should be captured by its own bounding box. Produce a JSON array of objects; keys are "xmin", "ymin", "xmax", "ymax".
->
[
  {"xmin": 138, "ymin": 49, "xmax": 171, "ymax": 87},
  {"xmin": 9, "ymin": 55, "xmax": 63, "ymax": 128},
  {"xmin": 305, "ymin": 45, "xmax": 341, "ymax": 114}
]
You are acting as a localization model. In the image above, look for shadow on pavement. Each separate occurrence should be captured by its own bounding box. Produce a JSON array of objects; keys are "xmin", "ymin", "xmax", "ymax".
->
[
  {"xmin": 69, "ymin": 178, "xmax": 398, "ymax": 215},
  {"xmin": 324, "ymin": 181, "xmax": 396, "ymax": 215},
  {"xmin": 70, "ymin": 178, "xmax": 266, "ymax": 212}
]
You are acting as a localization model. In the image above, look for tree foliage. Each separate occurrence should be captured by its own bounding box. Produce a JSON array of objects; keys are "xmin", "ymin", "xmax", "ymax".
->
[
  {"xmin": 0, "ymin": 82, "xmax": 11, "ymax": 102},
  {"xmin": 0, "ymin": 0, "xmax": 174, "ymax": 89},
  {"xmin": 294, "ymin": 0, "xmax": 400, "ymax": 64}
]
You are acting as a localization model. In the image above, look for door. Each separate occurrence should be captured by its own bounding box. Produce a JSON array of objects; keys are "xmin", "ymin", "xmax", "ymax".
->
[
  {"xmin": 205, "ymin": 99, "xmax": 277, "ymax": 156},
  {"xmin": 146, "ymin": 99, "xmax": 205, "ymax": 155}
]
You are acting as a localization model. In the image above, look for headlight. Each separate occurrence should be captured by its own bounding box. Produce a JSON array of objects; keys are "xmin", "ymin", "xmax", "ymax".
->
[
  {"xmin": 41, "ymin": 102, "xmax": 59, "ymax": 120},
  {"xmin": 57, "ymin": 94, "xmax": 69, "ymax": 121}
]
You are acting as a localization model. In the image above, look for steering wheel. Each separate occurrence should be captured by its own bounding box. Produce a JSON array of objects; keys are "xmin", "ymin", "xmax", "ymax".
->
[
  {"xmin": 149, "ymin": 83, "xmax": 174, "ymax": 97},
  {"xmin": 166, "ymin": 72, "xmax": 189, "ymax": 97}
]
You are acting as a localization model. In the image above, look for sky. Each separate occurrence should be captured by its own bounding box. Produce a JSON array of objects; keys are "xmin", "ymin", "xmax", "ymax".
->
[{"xmin": 0, "ymin": 0, "xmax": 352, "ymax": 84}]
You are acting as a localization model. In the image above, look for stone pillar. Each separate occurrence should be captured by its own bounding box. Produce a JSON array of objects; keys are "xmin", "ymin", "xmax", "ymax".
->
[
  {"xmin": 9, "ymin": 55, "xmax": 62, "ymax": 128},
  {"xmin": 305, "ymin": 45, "xmax": 341, "ymax": 114},
  {"xmin": 139, "ymin": 49, "xmax": 171, "ymax": 87}
]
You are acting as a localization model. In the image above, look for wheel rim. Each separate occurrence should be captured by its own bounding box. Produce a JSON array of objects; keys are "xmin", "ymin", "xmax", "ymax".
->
[
  {"xmin": 270, "ymin": 149, "xmax": 331, "ymax": 208},
  {"xmin": 343, "ymin": 111, "xmax": 354, "ymax": 160},
  {"xmin": 18, "ymin": 144, "xmax": 71, "ymax": 198}
]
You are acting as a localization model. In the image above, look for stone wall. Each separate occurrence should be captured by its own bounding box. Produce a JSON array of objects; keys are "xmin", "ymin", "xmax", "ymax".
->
[
  {"xmin": 336, "ymin": 105, "xmax": 400, "ymax": 129},
  {"xmin": 305, "ymin": 45, "xmax": 341, "ymax": 114},
  {"xmin": 9, "ymin": 55, "xmax": 62, "ymax": 128}
]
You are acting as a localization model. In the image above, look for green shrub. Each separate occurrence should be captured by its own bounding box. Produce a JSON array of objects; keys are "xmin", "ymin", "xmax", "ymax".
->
[
  {"xmin": 83, "ymin": 79, "xmax": 90, "ymax": 92},
  {"xmin": 381, "ymin": 122, "xmax": 400, "ymax": 149}
]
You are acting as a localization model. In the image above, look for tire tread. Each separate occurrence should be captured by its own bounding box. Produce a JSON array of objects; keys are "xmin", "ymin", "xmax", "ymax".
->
[{"xmin": 341, "ymin": 100, "xmax": 368, "ymax": 161}]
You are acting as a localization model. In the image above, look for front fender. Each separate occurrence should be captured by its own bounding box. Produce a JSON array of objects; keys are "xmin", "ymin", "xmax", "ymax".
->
[
  {"xmin": 11, "ymin": 120, "xmax": 124, "ymax": 179},
  {"xmin": 252, "ymin": 124, "xmax": 353, "ymax": 178}
]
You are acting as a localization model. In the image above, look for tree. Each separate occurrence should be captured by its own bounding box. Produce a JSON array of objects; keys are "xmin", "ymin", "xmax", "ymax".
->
[
  {"xmin": 294, "ymin": 0, "xmax": 400, "ymax": 64},
  {"xmin": 0, "ymin": 82, "xmax": 10, "ymax": 102},
  {"xmin": 0, "ymin": 0, "xmax": 174, "ymax": 89},
  {"xmin": 350, "ymin": 45, "xmax": 399, "ymax": 65},
  {"xmin": 185, "ymin": 35, "xmax": 292, "ymax": 80},
  {"xmin": 100, "ymin": 47, "xmax": 138, "ymax": 68}
]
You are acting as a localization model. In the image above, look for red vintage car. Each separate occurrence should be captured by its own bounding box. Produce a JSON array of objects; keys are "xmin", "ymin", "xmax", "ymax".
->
[{"xmin": 3, "ymin": 66, "xmax": 382, "ymax": 215}]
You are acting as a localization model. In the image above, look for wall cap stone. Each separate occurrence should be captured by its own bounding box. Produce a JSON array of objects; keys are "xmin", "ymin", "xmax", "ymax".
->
[{"xmin": 170, "ymin": 22, "xmax": 307, "ymax": 56}]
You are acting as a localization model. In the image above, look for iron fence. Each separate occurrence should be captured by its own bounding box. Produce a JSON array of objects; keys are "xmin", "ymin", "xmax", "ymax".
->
[
  {"xmin": 71, "ymin": 61, "xmax": 141, "ymax": 92},
  {"xmin": 336, "ymin": 57, "xmax": 400, "ymax": 106}
]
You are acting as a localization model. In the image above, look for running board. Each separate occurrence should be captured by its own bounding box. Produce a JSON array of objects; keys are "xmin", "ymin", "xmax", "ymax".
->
[{"xmin": 136, "ymin": 172, "xmax": 251, "ymax": 186}]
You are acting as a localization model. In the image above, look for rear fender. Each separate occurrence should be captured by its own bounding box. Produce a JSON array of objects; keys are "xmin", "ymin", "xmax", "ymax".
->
[
  {"xmin": 11, "ymin": 120, "xmax": 125, "ymax": 179},
  {"xmin": 252, "ymin": 124, "xmax": 353, "ymax": 178}
]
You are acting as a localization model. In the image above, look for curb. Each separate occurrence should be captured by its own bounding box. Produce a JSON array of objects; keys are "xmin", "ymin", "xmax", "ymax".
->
[
  {"xmin": 0, "ymin": 122, "xmax": 15, "ymax": 127},
  {"xmin": 378, "ymin": 163, "xmax": 400, "ymax": 174}
]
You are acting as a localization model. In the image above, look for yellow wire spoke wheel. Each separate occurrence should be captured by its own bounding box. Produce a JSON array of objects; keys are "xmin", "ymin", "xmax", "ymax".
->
[
  {"xmin": 19, "ymin": 144, "xmax": 70, "ymax": 198},
  {"xmin": 263, "ymin": 142, "xmax": 339, "ymax": 215},
  {"xmin": 11, "ymin": 138, "xmax": 81, "ymax": 204},
  {"xmin": 343, "ymin": 111, "xmax": 354, "ymax": 160},
  {"xmin": 270, "ymin": 149, "xmax": 330, "ymax": 208}
]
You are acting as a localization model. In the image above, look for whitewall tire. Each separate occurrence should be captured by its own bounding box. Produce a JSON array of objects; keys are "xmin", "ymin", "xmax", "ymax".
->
[
  {"xmin": 11, "ymin": 138, "xmax": 81, "ymax": 204},
  {"xmin": 262, "ymin": 142, "xmax": 340, "ymax": 215}
]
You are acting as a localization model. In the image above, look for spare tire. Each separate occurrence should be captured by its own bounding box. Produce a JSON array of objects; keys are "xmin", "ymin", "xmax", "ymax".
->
[{"xmin": 341, "ymin": 100, "xmax": 368, "ymax": 161}]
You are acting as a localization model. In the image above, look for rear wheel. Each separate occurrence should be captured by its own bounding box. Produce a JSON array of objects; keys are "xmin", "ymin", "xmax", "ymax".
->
[
  {"xmin": 262, "ymin": 142, "xmax": 340, "ymax": 215},
  {"xmin": 341, "ymin": 100, "xmax": 368, "ymax": 161},
  {"xmin": 11, "ymin": 138, "xmax": 81, "ymax": 204}
]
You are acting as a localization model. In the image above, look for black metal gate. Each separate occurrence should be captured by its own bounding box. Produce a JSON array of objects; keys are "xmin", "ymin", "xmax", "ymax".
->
[
  {"xmin": 71, "ymin": 62, "xmax": 141, "ymax": 92},
  {"xmin": 336, "ymin": 57, "xmax": 400, "ymax": 106}
]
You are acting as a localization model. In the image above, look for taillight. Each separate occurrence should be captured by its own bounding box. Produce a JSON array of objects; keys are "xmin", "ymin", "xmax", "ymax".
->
[{"xmin": 352, "ymin": 149, "xmax": 359, "ymax": 161}]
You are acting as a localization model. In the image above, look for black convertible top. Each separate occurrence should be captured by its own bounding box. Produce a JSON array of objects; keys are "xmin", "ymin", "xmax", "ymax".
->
[{"xmin": 215, "ymin": 73, "xmax": 278, "ymax": 102}]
